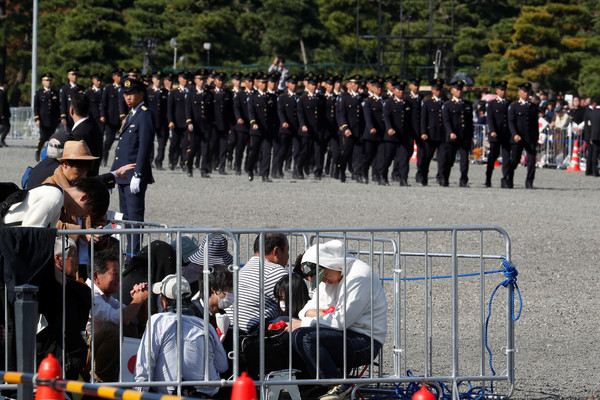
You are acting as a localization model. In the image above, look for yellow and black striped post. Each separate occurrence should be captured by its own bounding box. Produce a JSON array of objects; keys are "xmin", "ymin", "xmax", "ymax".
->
[{"xmin": 0, "ymin": 371, "xmax": 190, "ymax": 400}]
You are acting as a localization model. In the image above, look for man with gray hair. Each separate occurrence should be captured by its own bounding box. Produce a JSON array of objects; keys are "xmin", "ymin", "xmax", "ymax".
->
[
  {"xmin": 36, "ymin": 237, "xmax": 91, "ymax": 380},
  {"xmin": 27, "ymin": 131, "xmax": 71, "ymax": 189}
]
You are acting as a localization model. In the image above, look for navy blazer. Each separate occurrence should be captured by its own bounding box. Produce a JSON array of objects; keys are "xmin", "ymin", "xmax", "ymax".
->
[{"xmin": 111, "ymin": 103, "xmax": 155, "ymax": 185}]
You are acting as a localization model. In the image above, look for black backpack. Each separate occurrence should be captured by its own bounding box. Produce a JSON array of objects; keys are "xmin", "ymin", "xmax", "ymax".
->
[{"xmin": 0, "ymin": 182, "xmax": 28, "ymax": 226}]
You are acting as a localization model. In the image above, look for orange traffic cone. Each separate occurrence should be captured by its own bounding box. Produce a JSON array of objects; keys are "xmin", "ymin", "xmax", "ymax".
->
[
  {"xmin": 494, "ymin": 159, "xmax": 501, "ymax": 167},
  {"xmin": 566, "ymin": 139, "xmax": 581, "ymax": 172},
  {"xmin": 410, "ymin": 141, "xmax": 418, "ymax": 162},
  {"xmin": 35, "ymin": 354, "xmax": 64, "ymax": 400},
  {"xmin": 231, "ymin": 372, "xmax": 257, "ymax": 400},
  {"xmin": 412, "ymin": 384, "xmax": 436, "ymax": 400}
]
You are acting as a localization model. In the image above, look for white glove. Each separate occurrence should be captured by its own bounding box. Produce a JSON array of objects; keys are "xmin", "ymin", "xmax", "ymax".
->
[{"xmin": 130, "ymin": 176, "xmax": 141, "ymax": 194}]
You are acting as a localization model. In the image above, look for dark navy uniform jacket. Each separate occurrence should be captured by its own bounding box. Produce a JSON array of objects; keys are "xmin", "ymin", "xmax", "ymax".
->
[
  {"xmin": 34, "ymin": 88, "xmax": 60, "ymax": 129},
  {"xmin": 420, "ymin": 96, "xmax": 444, "ymax": 142},
  {"xmin": 336, "ymin": 91, "xmax": 364, "ymax": 138},
  {"xmin": 508, "ymin": 99, "xmax": 539, "ymax": 144},
  {"xmin": 323, "ymin": 92, "xmax": 337, "ymax": 140},
  {"xmin": 277, "ymin": 90, "xmax": 299, "ymax": 135},
  {"xmin": 60, "ymin": 83, "xmax": 85, "ymax": 121},
  {"xmin": 442, "ymin": 98, "xmax": 474, "ymax": 144},
  {"xmin": 406, "ymin": 93, "xmax": 421, "ymax": 139},
  {"xmin": 383, "ymin": 96, "xmax": 412, "ymax": 145},
  {"xmin": 233, "ymin": 89, "xmax": 253, "ymax": 133},
  {"xmin": 486, "ymin": 97, "xmax": 510, "ymax": 144},
  {"xmin": 167, "ymin": 87, "xmax": 189, "ymax": 130},
  {"xmin": 185, "ymin": 88, "xmax": 214, "ymax": 135},
  {"xmin": 111, "ymin": 102, "xmax": 155, "ymax": 185},
  {"xmin": 362, "ymin": 95, "xmax": 385, "ymax": 142},
  {"xmin": 85, "ymin": 86, "xmax": 103, "ymax": 124},
  {"xmin": 297, "ymin": 91, "xmax": 324, "ymax": 139},
  {"xmin": 146, "ymin": 86, "xmax": 169, "ymax": 131},
  {"xmin": 101, "ymin": 84, "xmax": 125, "ymax": 127},
  {"xmin": 248, "ymin": 90, "xmax": 276, "ymax": 137},
  {"xmin": 213, "ymin": 87, "xmax": 233, "ymax": 132}
]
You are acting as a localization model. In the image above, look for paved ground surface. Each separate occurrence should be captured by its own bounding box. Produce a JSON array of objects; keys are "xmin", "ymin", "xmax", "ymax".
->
[{"xmin": 3, "ymin": 138, "xmax": 599, "ymax": 399}]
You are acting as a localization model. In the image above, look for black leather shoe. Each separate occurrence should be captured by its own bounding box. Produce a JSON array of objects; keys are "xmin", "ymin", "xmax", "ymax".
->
[
  {"xmin": 421, "ymin": 180, "xmax": 428, "ymax": 186},
  {"xmin": 169, "ymin": 163, "xmax": 175, "ymax": 171},
  {"xmin": 201, "ymin": 171, "xmax": 211, "ymax": 178},
  {"xmin": 525, "ymin": 181, "xmax": 534, "ymax": 189},
  {"xmin": 248, "ymin": 171, "xmax": 254, "ymax": 181},
  {"xmin": 186, "ymin": 166, "xmax": 193, "ymax": 177},
  {"xmin": 485, "ymin": 178, "xmax": 491, "ymax": 188},
  {"xmin": 415, "ymin": 172, "xmax": 423, "ymax": 183},
  {"xmin": 501, "ymin": 179, "xmax": 509, "ymax": 189},
  {"xmin": 399, "ymin": 179, "xmax": 410, "ymax": 186},
  {"xmin": 35, "ymin": 152, "xmax": 40, "ymax": 162},
  {"xmin": 340, "ymin": 173, "xmax": 346, "ymax": 183},
  {"xmin": 219, "ymin": 170, "xmax": 227, "ymax": 175},
  {"xmin": 378, "ymin": 178, "xmax": 389, "ymax": 186},
  {"xmin": 262, "ymin": 176, "xmax": 273, "ymax": 182},
  {"xmin": 459, "ymin": 181, "xmax": 469, "ymax": 188}
]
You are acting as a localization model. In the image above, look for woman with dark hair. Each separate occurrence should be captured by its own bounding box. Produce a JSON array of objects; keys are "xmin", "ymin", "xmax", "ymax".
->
[{"xmin": 273, "ymin": 273, "xmax": 311, "ymax": 319}]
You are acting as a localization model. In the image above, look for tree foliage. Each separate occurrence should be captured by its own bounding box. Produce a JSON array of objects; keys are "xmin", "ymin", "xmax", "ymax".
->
[{"xmin": 1, "ymin": 0, "xmax": 600, "ymax": 104}]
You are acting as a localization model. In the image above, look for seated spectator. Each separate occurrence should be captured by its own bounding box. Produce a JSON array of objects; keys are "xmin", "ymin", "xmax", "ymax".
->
[
  {"xmin": 37, "ymin": 237, "xmax": 91, "ymax": 380},
  {"xmin": 287, "ymin": 240, "xmax": 388, "ymax": 400},
  {"xmin": 122, "ymin": 240, "xmax": 177, "ymax": 314},
  {"xmin": 191, "ymin": 263, "xmax": 234, "ymax": 341},
  {"xmin": 169, "ymin": 234, "xmax": 200, "ymax": 273},
  {"xmin": 273, "ymin": 273, "xmax": 311, "ymax": 319},
  {"xmin": 135, "ymin": 275, "xmax": 228, "ymax": 397},
  {"xmin": 185, "ymin": 234, "xmax": 233, "ymax": 294},
  {"xmin": 550, "ymin": 105, "xmax": 570, "ymax": 130},
  {"xmin": 27, "ymin": 131, "xmax": 71, "ymax": 189},
  {"xmin": 87, "ymin": 251, "xmax": 148, "ymax": 382},
  {"xmin": 225, "ymin": 233, "xmax": 289, "ymax": 333},
  {"xmin": 3, "ymin": 177, "xmax": 109, "ymax": 228}
]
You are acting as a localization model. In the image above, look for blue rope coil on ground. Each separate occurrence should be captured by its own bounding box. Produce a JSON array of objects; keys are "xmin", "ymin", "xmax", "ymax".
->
[
  {"xmin": 485, "ymin": 259, "xmax": 522, "ymax": 378},
  {"xmin": 371, "ymin": 260, "xmax": 522, "ymax": 400}
]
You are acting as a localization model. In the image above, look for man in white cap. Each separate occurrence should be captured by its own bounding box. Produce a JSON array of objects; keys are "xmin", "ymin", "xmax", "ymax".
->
[
  {"xmin": 286, "ymin": 240, "xmax": 388, "ymax": 400},
  {"xmin": 135, "ymin": 274, "xmax": 228, "ymax": 397}
]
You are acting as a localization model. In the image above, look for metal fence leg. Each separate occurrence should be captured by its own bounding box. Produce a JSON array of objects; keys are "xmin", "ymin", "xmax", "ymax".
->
[{"xmin": 15, "ymin": 284, "xmax": 39, "ymax": 400}]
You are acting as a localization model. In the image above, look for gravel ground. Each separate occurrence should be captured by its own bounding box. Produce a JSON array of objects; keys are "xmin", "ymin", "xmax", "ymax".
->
[{"xmin": 3, "ymin": 138, "xmax": 599, "ymax": 399}]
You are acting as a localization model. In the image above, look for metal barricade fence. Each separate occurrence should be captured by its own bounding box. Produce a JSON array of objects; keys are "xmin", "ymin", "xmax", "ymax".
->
[
  {"xmin": 8, "ymin": 107, "xmax": 37, "ymax": 139},
  {"xmin": 2, "ymin": 226, "xmax": 517, "ymax": 400},
  {"xmin": 536, "ymin": 125, "xmax": 577, "ymax": 169},
  {"xmin": 471, "ymin": 124, "xmax": 488, "ymax": 164}
]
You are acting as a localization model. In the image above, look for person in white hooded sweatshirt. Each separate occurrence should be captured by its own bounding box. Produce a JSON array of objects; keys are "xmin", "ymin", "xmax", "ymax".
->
[{"xmin": 286, "ymin": 240, "xmax": 388, "ymax": 400}]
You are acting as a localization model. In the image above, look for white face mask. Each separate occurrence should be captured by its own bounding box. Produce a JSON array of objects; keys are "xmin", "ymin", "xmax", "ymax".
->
[
  {"xmin": 217, "ymin": 292, "xmax": 234, "ymax": 310},
  {"xmin": 279, "ymin": 301, "xmax": 286, "ymax": 312}
]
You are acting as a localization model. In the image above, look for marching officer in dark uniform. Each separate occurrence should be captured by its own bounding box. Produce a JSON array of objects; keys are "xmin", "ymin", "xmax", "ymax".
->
[
  {"xmin": 212, "ymin": 72, "xmax": 233, "ymax": 174},
  {"xmin": 485, "ymin": 80, "xmax": 511, "ymax": 188},
  {"xmin": 226, "ymin": 71, "xmax": 243, "ymax": 170},
  {"xmin": 403, "ymin": 77, "xmax": 422, "ymax": 182},
  {"xmin": 232, "ymin": 72, "xmax": 254, "ymax": 175},
  {"xmin": 419, "ymin": 78, "xmax": 445, "ymax": 186},
  {"xmin": 85, "ymin": 73, "xmax": 104, "ymax": 132},
  {"xmin": 246, "ymin": 72, "xmax": 276, "ymax": 182},
  {"xmin": 274, "ymin": 74, "xmax": 299, "ymax": 178},
  {"xmin": 60, "ymin": 67, "xmax": 85, "ymax": 133},
  {"xmin": 383, "ymin": 76, "xmax": 398, "ymax": 101},
  {"xmin": 335, "ymin": 75, "xmax": 364, "ymax": 183},
  {"xmin": 588, "ymin": 97, "xmax": 600, "ymax": 176},
  {"xmin": 167, "ymin": 71, "xmax": 190, "ymax": 170},
  {"xmin": 33, "ymin": 73, "xmax": 60, "ymax": 158},
  {"xmin": 508, "ymin": 82, "xmax": 539, "ymax": 189},
  {"xmin": 101, "ymin": 68, "xmax": 125, "ymax": 166},
  {"xmin": 323, "ymin": 76, "xmax": 340, "ymax": 178},
  {"xmin": 297, "ymin": 74, "xmax": 326, "ymax": 179},
  {"xmin": 146, "ymin": 71, "xmax": 169, "ymax": 170},
  {"xmin": 112, "ymin": 77, "xmax": 155, "ymax": 256},
  {"xmin": 441, "ymin": 80, "xmax": 474, "ymax": 187},
  {"xmin": 185, "ymin": 69, "xmax": 214, "ymax": 178},
  {"xmin": 382, "ymin": 80, "xmax": 412, "ymax": 186},
  {"xmin": 361, "ymin": 77, "xmax": 385, "ymax": 184}
]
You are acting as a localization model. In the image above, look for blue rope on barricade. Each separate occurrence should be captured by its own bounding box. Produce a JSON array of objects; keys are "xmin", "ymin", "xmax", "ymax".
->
[
  {"xmin": 381, "ymin": 269, "xmax": 504, "ymax": 281},
  {"xmin": 485, "ymin": 260, "xmax": 522, "ymax": 378}
]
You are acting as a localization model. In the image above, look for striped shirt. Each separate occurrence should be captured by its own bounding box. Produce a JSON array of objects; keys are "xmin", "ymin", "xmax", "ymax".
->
[{"xmin": 226, "ymin": 256, "xmax": 288, "ymax": 332}]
